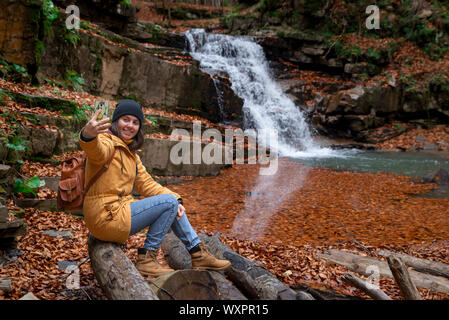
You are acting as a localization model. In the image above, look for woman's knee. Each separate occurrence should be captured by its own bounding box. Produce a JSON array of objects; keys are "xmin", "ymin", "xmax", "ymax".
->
[{"xmin": 158, "ymin": 194, "xmax": 178, "ymax": 214}]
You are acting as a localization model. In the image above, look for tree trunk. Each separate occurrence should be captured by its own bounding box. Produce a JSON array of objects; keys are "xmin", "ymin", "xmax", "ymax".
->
[
  {"xmin": 87, "ymin": 233, "xmax": 158, "ymax": 300},
  {"xmin": 200, "ymin": 233, "xmax": 314, "ymax": 300},
  {"xmin": 162, "ymin": 230, "xmax": 192, "ymax": 270},
  {"xmin": 208, "ymin": 271, "xmax": 249, "ymax": 300},
  {"xmin": 0, "ymin": 278, "xmax": 12, "ymax": 293},
  {"xmin": 148, "ymin": 270, "xmax": 220, "ymax": 300},
  {"xmin": 341, "ymin": 272, "xmax": 392, "ymax": 300},
  {"xmin": 316, "ymin": 249, "xmax": 449, "ymax": 294},
  {"xmin": 386, "ymin": 255, "xmax": 423, "ymax": 300},
  {"xmin": 377, "ymin": 249, "xmax": 449, "ymax": 280},
  {"xmin": 162, "ymin": 231, "xmax": 248, "ymax": 300}
]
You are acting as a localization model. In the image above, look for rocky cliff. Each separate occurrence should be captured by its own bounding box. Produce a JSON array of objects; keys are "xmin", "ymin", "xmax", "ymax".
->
[{"xmin": 2, "ymin": 0, "xmax": 449, "ymax": 146}]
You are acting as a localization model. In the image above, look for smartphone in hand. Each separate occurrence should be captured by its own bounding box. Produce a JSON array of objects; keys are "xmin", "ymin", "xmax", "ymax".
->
[{"xmin": 94, "ymin": 101, "xmax": 110, "ymax": 121}]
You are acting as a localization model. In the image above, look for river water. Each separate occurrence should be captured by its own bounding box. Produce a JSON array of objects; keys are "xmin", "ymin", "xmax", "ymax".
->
[
  {"xmin": 184, "ymin": 29, "xmax": 449, "ymax": 179},
  {"xmin": 291, "ymin": 149, "xmax": 449, "ymax": 178},
  {"xmin": 181, "ymin": 29, "xmax": 449, "ymax": 246}
]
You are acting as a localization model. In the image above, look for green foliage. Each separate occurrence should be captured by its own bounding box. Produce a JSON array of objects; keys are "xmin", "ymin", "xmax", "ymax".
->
[
  {"xmin": 400, "ymin": 74, "xmax": 419, "ymax": 93},
  {"xmin": 429, "ymin": 73, "xmax": 449, "ymax": 92},
  {"xmin": 42, "ymin": 77, "xmax": 65, "ymax": 88},
  {"xmin": 433, "ymin": 0, "xmax": 449, "ymax": 24},
  {"xmin": 81, "ymin": 21, "xmax": 91, "ymax": 30},
  {"xmin": 64, "ymin": 70, "xmax": 85, "ymax": 92},
  {"xmin": 0, "ymin": 109, "xmax": 29, "ymax": 158},
  {"xmin": 145, "ymin": 115, "xmax": 158, "ymax": 127},
  {"xmin": 5, "ymin": 136, "xmax": 28, "ymax": 152},
  {"xmin": 0, "ymin": 130, "xmax": 29, "ymax": 166},
  {"xmin": 64, "ymin": 29, "xmax": 80, "ymax": 46},
  {"xmin": 112, "ymin": 34, "xmax": 123, "ymax": 42},
  {"xmin": 41, "ymin": 0, "xmax": 59, "ymax": 35},
  {"xmin": 24, "ymin": 113, "xmax": 41, "ymax": 125},
  {"xmin": 403, "ymin": 23, "xmax": 436, "ymax": 44},
  {"xmin": 120, "ymin": 0, "xmax": 131, "ymax": 9},
  {"xmin": 394, "ymin": 1, "xmax": 449, "ymax": 60},
  {"xmin": 73, "ymin": 103, "xmax": 94, "ymax": 122},
  {"xmin": 365, "ymin": 47, "xmax": 382, "ymax": 64},
  {"xmin": 0, "ymin": 56, "xmax": 30, "ymax": 83},
  {"xmin": 334, "ymin": 40, "xmax": 362, "ymax": 62},
  {"xmin": 13, "ymin": 176, "xmax": 45, "ymax": 197},
  {"xmin": 423, "ymin": 42, "xmax": 449, "ymax": 61}
]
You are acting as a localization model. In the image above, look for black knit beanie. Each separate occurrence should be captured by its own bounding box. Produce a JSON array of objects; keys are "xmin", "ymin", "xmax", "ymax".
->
[{"xmin": 112, "ymin": 99, "xmax": 144, "ymax": 128}]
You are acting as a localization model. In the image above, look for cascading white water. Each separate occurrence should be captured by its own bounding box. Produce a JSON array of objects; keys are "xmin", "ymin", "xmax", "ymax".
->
[
  {"xmin": 184, "ymin": 28, "xmax": 332, "ymax": 157},
  {"xmin": 183, "ymin": 29, "xmax": 352, "ymax": 240}
]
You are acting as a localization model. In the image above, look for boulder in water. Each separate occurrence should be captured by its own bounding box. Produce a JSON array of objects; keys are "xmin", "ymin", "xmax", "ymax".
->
[{"xmin": 422, "ymin": 168, "xmax": 449, "ymax": 185}]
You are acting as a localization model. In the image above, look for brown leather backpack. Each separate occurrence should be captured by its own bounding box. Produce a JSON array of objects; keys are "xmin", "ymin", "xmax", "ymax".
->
[{"xmin": 57, "ymin": 149, "xmax": 116, "ymax": 211}]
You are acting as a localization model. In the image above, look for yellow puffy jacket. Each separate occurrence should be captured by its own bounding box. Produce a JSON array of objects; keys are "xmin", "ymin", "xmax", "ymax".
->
[{"xmin": 79, "ymin": 132, "xmax": 180, "ymax": 243}]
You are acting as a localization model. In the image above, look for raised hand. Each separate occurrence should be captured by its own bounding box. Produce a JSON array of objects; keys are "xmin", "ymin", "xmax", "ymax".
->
[
  {"xmin": 82, "ymin": 108, "xmax": 111, "ymax": 139},
  {"xmin": 177, "ymin": 203, "xmax": 185, "ymax": 221}
]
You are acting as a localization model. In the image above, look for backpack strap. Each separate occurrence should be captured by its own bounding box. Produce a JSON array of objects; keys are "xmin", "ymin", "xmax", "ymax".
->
[{"xmin": 83, "ymin": 147, "xmax": 117, "ymax": 195}]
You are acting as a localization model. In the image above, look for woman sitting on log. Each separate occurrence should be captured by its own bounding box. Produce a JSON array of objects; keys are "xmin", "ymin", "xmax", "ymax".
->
[{"xmin": 79, "ymin": 99, "xmax": 231, "ymax": 278}]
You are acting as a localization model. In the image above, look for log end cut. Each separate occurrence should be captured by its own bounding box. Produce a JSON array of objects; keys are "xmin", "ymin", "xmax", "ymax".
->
[{"xmin": 148, "ymin": 270, "xmax": 220, "ymax": 300}]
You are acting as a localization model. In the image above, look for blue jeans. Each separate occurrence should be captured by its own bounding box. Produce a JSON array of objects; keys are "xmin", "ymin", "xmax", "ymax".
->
[{"xmin": 129, "ymin": 194, "xmax": 201, "ymax": 251}]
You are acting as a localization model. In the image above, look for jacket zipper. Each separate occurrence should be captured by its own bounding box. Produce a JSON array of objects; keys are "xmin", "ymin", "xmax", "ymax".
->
[{"xmin": 119, "ymin": 149, "xmax": 124, "ymax": 174}]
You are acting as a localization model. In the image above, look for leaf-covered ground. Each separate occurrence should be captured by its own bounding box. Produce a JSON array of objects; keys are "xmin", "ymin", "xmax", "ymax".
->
[
  {"xmin": 2, "ymin": 157, "xmax": 449, "ymax": 300},
  {"xmin": 2, "ymin": 3, "xmax": 449, "ymax": 299}
]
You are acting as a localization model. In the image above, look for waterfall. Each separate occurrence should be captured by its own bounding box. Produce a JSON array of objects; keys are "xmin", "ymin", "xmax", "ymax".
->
[{"xmin": 184, "ymin": 29, "xmax": 325, "ymax": 157}]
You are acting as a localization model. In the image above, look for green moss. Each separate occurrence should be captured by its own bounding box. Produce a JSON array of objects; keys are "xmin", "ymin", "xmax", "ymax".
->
[
  {"xmin": 120, "ymin": 0, "xmax": 131, "ymax": 9},
  {"xmin": 41, "ymin": 0, "xmax": 59, "ymax": 36},
  {"xmin": 34, "ymin": 39, "xmax": 45, "ymax": 65},
  {"xmin": 94, "ymin": 54, "xmax": 102, "ymax": 74}
]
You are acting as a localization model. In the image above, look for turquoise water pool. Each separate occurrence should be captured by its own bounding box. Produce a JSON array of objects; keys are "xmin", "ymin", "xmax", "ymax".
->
[{"xmin": 289, "ymin": 149, "xmax": 449, "ymax": 178}]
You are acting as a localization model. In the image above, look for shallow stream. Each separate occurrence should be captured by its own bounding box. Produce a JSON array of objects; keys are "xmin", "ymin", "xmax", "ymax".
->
[{"xmin": 289, "ymin": 149, "xmax": 449, "ymax": 179}]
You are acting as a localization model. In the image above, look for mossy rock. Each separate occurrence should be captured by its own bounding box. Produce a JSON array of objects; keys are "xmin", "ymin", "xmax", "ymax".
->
[{"xmin": 6, "ymin": 91, "xmax": 78, "ymax": 114}]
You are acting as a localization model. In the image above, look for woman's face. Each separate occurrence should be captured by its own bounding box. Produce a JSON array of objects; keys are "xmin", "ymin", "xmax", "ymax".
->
[{"xmin": 117, "ymin": 114, "xmax": 140, "ymax": 140}]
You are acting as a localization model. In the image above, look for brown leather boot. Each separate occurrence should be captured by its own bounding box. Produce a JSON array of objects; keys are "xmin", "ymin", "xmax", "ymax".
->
[
  {"xmin": 190, "ymin": 243, "xmax": 231, "ymax": 271},
  {"xmin": 135, "ymin": 249, "xmax": 174, "ymax": 278}
]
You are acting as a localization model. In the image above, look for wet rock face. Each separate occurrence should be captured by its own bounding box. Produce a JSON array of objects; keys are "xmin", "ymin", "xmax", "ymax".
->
[
  {"xmin": 32, "ymin": 16, "xmax": 243, "ymax": 125},
  {"xmin": 30, "ymin": 127, "xmax": 59, "ymax": 157},
  {"xmin": 137, "ymin": 137, "xmax": 230, "ymax": 176},
  {"xmin": 0, "ymin": 0, "xmax": 41, "ymax": 68}
]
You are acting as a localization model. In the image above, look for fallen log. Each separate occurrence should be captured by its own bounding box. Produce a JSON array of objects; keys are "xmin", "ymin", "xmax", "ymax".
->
[
  {"xmin": 163, "ymin": 230, "xmax": 193, "ymax": 270},
  {"xmin": 378, "ymin": 249, "xmax": 449, "ymax": 280},
  {"xmin": 162, "ymin": 231, "xmax": 248, "ymax": 300},
  {"xmin": 422, "ymin": 168, "xmax": 449, "ymax": 185},
  {"xmin": 0, "ymin": 278, "xmax": 12, "ymax": 293},
  {"xmin": 208, "ymin": 271, "xmax": 248, "ymax": 300},
  {"xmin": 148, "ymin": 270, "xmax": 220, "ymax": 300},
  {"xmin": 87, "ymin": 233, "xmax": 158, "ymax": 300},
  {"xmin": 386, "ymin": 255, "xmax": 422, "ymax": 300},
  {"xmin": 293, "ymin": 283, "xmax": 365, "ymax": 300},
  {"xmin": 315, "ymin": 249, "xmax": 449, "ymax": 294},
  {"xmin": 199, "ymin": 233, "xmax": 314, "ymax": 300},
  {"xmin": 341, "ymin": 272, "xmax": 392, "ymax": 300}
]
